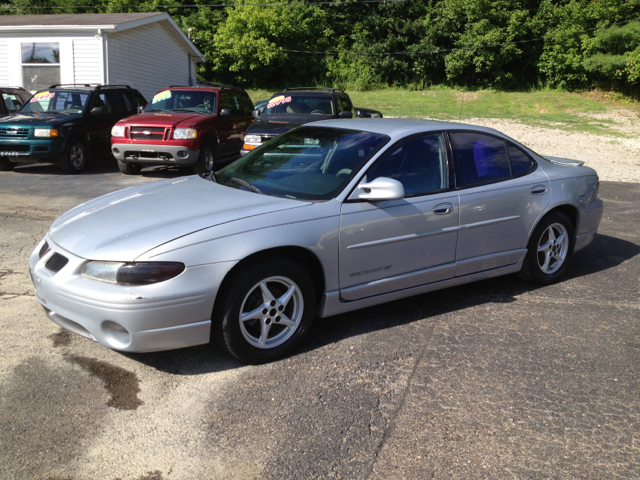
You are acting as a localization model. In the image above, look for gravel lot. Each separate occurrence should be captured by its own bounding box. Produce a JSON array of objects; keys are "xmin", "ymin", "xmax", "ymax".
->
[{"xmin": 0, "ymin": 118, "xmax": 639, "ymax": 479}]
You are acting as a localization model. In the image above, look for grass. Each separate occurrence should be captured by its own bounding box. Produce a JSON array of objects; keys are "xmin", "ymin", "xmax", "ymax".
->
[{"xmin": 246, "ymin": 88, "xmax": 640, "ymax": 137}]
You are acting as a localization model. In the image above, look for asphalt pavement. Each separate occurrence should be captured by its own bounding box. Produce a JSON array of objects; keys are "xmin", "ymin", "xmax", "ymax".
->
[{"xmin": 0, "ymin": 160, "xmax": 638, "ymax": 479}]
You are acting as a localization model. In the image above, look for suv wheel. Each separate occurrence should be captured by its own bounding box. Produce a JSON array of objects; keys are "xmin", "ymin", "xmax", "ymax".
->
[
  {"xmin": 117, "ymin": 159, "xmax": 142, "ymax": 175},
  {"xmin": 193, "ymin": 139, "xmax": 216, "ymax": 174},
  {"xmin": 59, "ymin": 139, "xmax": 87, "ymax": 174},
  {"xmin": 0, "ymin": 157, "xmax": 16, "ymax": 171}
]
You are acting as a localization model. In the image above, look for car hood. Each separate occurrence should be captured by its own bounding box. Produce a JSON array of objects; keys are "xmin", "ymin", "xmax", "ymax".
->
[
  {"xmin": 118, "ymin": 111, "xmax": 208, "ymax": 128},
  {"xmin": 0, "ymin": 112, "xmax": 83, "ymax": 126},
  {"xmin": 248, "ymin": 114, "xmax": 331, "ymax": 135},
  {"xmin": 49, "ymin": 176, "xmax": 311, "ymax": 261}
]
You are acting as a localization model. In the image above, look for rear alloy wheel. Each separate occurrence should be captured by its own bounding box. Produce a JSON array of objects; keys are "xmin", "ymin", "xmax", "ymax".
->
[
  {"xmin": 0, "ymin": 157, "xmax": 16, "ymax": 171},
  {"xmin": 518, "ymin": 211, "xmax": 575, "ymax": 285},
  {"xmin": 117, "ymin": 159, "xmax": 142, "ymax": 175},
  {"xmin": 193, "ymin": 139, "xmax": 216, "ymax": 174},
  {"xmin": 58, "ymin": 140, "xmax": 87, "ymax": 174},
  {"xmin": 212, "ymin": 257, "xmax": 316, "ymax": 364}
]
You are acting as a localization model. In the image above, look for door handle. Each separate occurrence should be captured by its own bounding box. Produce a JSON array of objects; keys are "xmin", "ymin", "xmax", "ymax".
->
[
  {"xmin": 531, "ymin": 185, "xmax": 548, "ymax": 195},
  {"xmin": 433, "ymin": 203, "xmax": 454, "ymax": 215}
]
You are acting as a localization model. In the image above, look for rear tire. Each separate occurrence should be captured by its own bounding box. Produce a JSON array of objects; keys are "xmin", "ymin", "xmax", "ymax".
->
[
  {"xmin": 518, "ymin": 211, "xmax": 575, "ymax": 285},
  {"xmin": 117, "ymin": 159, "xmax": 142, "ymax": 175},
  {"xmin": 58, "ymin": 139, "xmax": 87, "ymax": 174},
  {"xmin": 0, "ymin": 158, "xmax": 16, "ymax": 171},
  {"xmin": 212, "ymin": 257, "xmax": 316, "ymax": 364},
  {"xmin": 193, "ymin": 139, "xmax": 216, "ymax": 175}
]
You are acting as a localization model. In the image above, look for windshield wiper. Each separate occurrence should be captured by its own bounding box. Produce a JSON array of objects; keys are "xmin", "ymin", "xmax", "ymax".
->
[
  {"xmin": 229, "ymin": 177, "xmax": 263, "ymax": 194},
  {"xmin": 146, "ymin": 108, "xmax": 169, "ymax": 112},
  {"xmin": 172, "ymin": 108, "xmax": 208, "ymax": 115}
]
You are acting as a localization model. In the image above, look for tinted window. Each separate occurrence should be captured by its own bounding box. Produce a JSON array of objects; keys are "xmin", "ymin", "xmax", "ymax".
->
[
  {"xmin": 237, "ymin": 91, "xmax": 254, "ymax": 115},
  {"xmin": 91, "ymin": 93, "xmax": 110, "ymax": 114},
  {"xmin": 507, "ymin": 142, "xmax": 534, "ymax": 176},
  {"xmin": 125, "ymin": 91, "xmax": 147, "ymax": 110},
  {"xmin": 450, "ymin": 132, "xmax": 511, "ymax": 186},
  {"xmin": 337, "ymin": 94, "xmax": 353, "ymax": 114},
  {"xmin": 365, "ymin": 133, "xmax": 448, "ymax": 196},
  {"xmin": 264, "ymin": 94, "xmax": 334, "ymax": 116},
  {"xmin": 109, "ymin": 92, "xmax": 128, "ymax": 114},
  {"xmin": 2, "ymin": 93, "xmax": 26, "ymax": 113},
  {"xmin": 217, "ymin": 127, "xmax": 389, "ymax": 201}
]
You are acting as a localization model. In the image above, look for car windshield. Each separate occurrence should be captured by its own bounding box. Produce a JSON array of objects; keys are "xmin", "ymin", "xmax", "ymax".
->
[
  {"xmin": 19, "ymin": 90, "xmax": 89, "ymax": 114},
  {"xmin": 145, "ymin": 90, "xmax": 217, "ymax": 114},
  {"xmin": 263, "ymin": 94, "xmax": 335, "ymax": 116},
  {"xmin": 217, "ymin": 126, "xmax": 389, "ymax": 201}
]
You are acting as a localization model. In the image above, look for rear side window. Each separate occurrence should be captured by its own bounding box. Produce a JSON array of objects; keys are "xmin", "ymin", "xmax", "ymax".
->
[
  {"xmin": 336, "ymin": 94, "xmax": 353, "ymax": 114},
  {"xmin": 109, "ymin": 92, "xmax": 128, "ymax": 114},
  {"xmin": 450, "ymin": 132, "xmax": 511, "ymax": 187},
  {"xmin": 506, "ymin": 142, "xmax": 534, "ymax": 175},
  {"xmin": 237, "ymin": 91, "xmax": 254, "ymax": 115},
  {"xmin": 2, "ymin": 93, "xmax": 25, "ymax": 113}
]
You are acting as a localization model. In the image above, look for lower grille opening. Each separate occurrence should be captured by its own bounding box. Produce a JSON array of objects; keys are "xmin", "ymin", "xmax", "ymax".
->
[
  {"xmin": 125, "ymin": 151, "xmax": 174, "ymax": 160},
  {"xmin": 45, "ymin": 253, "xmax": 69, "ymax": 273},
  {"xmin": 0, "ymin": 144, "xmax": 30, "ymax": 152},
  {"xmin": 39, "ymin": 241, "xmax": 49, "ymax": 258}
]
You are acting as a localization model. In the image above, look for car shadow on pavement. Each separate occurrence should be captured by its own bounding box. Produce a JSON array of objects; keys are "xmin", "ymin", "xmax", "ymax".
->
[{"xmin": 124, "ymin": 232, "xmax": 639, "ymax": 375}]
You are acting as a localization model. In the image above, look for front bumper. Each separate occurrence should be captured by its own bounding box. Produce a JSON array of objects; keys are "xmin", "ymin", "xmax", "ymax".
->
[
  {"xmin": 0, "ymin": 138, "xmax": 65, "ymax": 161},
  {"xmin": 112, "ymin": 142, "xmax": 200, "ymax": 166},
  {"xmin": 29, "ymin": 236, "xmax": 237, "ymax": 352}
]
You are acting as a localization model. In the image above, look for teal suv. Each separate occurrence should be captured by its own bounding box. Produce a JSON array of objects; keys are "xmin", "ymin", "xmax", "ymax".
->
[{"xmin": 0, "ymin": 84, "xmax": 146, "ymax": 173}]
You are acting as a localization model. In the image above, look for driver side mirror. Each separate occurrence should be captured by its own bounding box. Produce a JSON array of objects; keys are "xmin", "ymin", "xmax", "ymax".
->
[
  {"xmin": 338, "ymin": 110, "xmax": 353, "ymax": 119},
  {"xmin": 219, "ymin": 108, "xmax": 232, "ymax": 117},
  {"xmin": 251, "ymin": 108, "xmax": 262, "ymax": 119},
  {"xmin": 90, "ymin": 106, "xmax": 104, "ymax": 115},
  {"xmin": 137, "ymin": 105, "xmax": 145, "ymax": 113},
  {"xmin": 349, "ymin": 177, "xmax": 405, "ymax": 202}
]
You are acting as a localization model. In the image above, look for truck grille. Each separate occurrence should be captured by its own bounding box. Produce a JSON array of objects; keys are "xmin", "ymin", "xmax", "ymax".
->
[
  {"xmin": 45, "ymin": 253, "xmax": 69, "ymax": 273},
  {"xmin": 0, "ymin": 144, "xmax": 30, "ymax": 152},
  {"xmin": 0, "ymin": 127, "xmax": 29, "ymax": 138},
  {"xmin": 128, "ymin": 126, "xmax": 167, "ymax": 141}
]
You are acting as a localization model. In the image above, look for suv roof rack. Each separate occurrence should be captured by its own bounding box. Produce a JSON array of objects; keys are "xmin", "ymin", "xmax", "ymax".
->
[
  {"xmin": 167, "ymin": 83, "xmax": 235, "ymax": 89},
  {"xmin": 1, "ymin": 86, "xmax": 28, "ymax": 91},
  {"xmin": 282, "ymin": 87, "xmax": 344, "ymax": 93},
  {"xmin": 48, "ymin": 84, "xmax": 132, "ymax": 89}
]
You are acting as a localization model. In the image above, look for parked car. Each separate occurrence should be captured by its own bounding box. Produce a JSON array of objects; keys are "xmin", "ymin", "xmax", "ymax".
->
[
  {"xmin": 110, "ymin": 84, "xmax": 255, "ymax": 175},
  {"xmin": 29, "ymin": 119, "xmax": 603, "ymax": 364},
  {"xmin": 0, "ymin": 86, "xmax": 31, "ymax": 118},
  {"xmin": 253, "ymin": 99, "xmax": 269, "ymax": 116},
  {"xmin": 241, "ymin": 87, "xmax": 382, "ymax": 155},
  {"xmin": 0, "ymin": 84, "xmax": 146, "ymax": 173}
]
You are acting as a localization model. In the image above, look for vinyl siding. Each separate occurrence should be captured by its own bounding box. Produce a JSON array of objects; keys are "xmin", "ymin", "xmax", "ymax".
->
[
  {"xmin": 0, "ymin": 41, "xmax": 9, "ymax": 85},
  {"xmin": 73, "ymin": 38, "xmax": 103, "ymax": 85},
  {"xmin": 107, "ymin": 22, "xmax": 195, "ymax": 101}
]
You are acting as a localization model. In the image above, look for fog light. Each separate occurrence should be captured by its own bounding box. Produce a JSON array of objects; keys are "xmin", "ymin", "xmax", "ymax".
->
[
  {"xmin": 113, "ymin": 147, "xmax": 120, "ymax": 155},
  {"xmin": 177, "ymin": 150, "xmax": 188, "ymax": 158},
  {"xmin": 101, "ymin": 320, "xmax": 131, "ymax": 348}
]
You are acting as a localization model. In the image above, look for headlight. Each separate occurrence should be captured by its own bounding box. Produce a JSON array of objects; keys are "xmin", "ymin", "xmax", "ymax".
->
[
  {"xmin": 173, "ymin": 128, "xmax": 197, "ymax": 140},
  {"xmin": 82, "ymin": 261, "xmax": 185, "ymax": 285},
  {"xmin": 244, "ymin": 135, "xmax": 262, "ymax": 144},
  {"xmin": 111, "ymin": 125, "xmax": 125, "ymax": 137},
  {"xmin": 34, "ymin": 128, "xmax": 59, "ymax": 137}
]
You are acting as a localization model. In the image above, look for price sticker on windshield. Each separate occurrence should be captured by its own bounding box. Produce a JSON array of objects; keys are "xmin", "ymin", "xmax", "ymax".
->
[
  {"xmin": 152, "ymin": 90, "xmax": 172, "ymax": 104},
  {"xmin": 30, "ymin": 91, "xmax": 54, "ymax": 103},
  {"xmin": 267, "ymin": 95, "xmax": 292, "ymax": 109}
]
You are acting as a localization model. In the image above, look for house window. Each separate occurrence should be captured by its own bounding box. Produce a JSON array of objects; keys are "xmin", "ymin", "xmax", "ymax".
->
[{"xmin": 21, "ymin": 42, "xmax": 60, "ymax": 91}]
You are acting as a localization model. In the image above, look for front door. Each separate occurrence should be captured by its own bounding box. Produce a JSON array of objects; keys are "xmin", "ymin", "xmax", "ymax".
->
[
  {"xmin": 339, "ymin": 133, "xmax": 459, "ymax": 301},
  {"xmin": 450, "ymin": 131, "xmax": 551, "ymax": 276}
]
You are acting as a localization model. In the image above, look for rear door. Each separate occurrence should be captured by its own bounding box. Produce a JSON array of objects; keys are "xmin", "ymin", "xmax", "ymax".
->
[
  {"xmin": 450, "ymin": 131, "xmax": 550, "ymax": 276},
  {"xmin": 85, "ymin": 93, "xmax": 113, "ymax": 155},
  {"xmin": 217, "ymin": 92, "xmax": 237, "ymax": 158},
  {"xmin": 339, "ymin": 132, "xmax": 459, "ymax": 301}
]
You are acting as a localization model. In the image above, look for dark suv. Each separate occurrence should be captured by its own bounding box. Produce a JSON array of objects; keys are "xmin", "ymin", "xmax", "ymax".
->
[
  {"xmin": 241, "ymin": 87, "xmax": 382, "ymax": 155},
  {"xmin": 0, "ymin": 87, "xmax": 31, "ymax": 118},
  {"xmin": 111, "ymin": 84, "xmax": 255, "ymax": 175},
  {"xmin": 0, "ymin": 84, "xmax": 146, "ymax": 173}
]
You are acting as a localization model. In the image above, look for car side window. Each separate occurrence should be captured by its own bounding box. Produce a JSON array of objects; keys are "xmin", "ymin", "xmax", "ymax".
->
[
  {"xmin": 337, "ymin": 94, "xmax": 353, "ymax": 115},
  {"xmin": 230, "ymin": 93, "xmax": 245, "ymax": 117},
  {"xmin": 90, "ymin": 93, "xmax": 110, "ymax": 114},
  {"xmin": 238, "ymin": 91, "xmax": 254, "ymax": 115},
  {"xmin": 124, "ymin": 91, "xmax": 146, "ymax": 111},
  {"xmin": 219, "ymin": 92, "xmax": 234, "ymax": 113},
  {"xmin": 108, "ymin": 92, "xmax": 128, "ymax": 114},
  {"xmin": 450, "ymin": 132, "xmax": 511, "ymax": 187},
  {"xmin": 506, "ymin": 142, "xmax": 534, "ymax": 176},
  {"xmin": 364, "ymin": 133, "xmax": 448, "ymax": 196},
  {"xmin": 3, "ymin": 93, "xmax": 25, "ymax": 113}
]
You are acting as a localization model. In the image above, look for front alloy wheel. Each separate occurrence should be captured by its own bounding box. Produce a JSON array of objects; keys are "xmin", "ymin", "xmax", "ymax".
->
[
  {"xmin": 59, "ymin": 140, "xmax": 87, "ymax": 173},
  {"xmin": 212, "ymin": 257, "xmax": 316, "ymax": 364}
]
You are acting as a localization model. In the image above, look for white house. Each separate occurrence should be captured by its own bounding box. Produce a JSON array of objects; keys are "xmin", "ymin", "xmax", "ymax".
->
[{"xmin": 0, "ymin": 12, "xmax": 205, "ymax": 100}]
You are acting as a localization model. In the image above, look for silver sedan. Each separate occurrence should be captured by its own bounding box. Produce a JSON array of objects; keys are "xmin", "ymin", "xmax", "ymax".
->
[{"xmin": 29, "ymin": 119, "xmax": 604, "ymax": 364}]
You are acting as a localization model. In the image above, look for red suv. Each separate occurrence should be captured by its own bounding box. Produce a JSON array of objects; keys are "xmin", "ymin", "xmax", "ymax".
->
[{"xmin": 111, "ymin": 84, "xmax": 254, "ymax": 175}]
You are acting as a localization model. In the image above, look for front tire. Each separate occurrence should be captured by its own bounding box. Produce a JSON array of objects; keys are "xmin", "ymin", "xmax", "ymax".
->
[
  {"xmin": 0, "ymin": 157, "xmax": 16, "ymax": 171},
  {"xmin": 193, "ymin": 139, "xmax": 216, "ymax": 174},
  {"xmin": 212, "ymin": 257, "xmax": 316, "ymax": 364},
  {"xmin": 518, "ymin": 211, "xmax": 575, "ymax": 285},
  {"xmin": 58, "ymin": 139, "xmax": 87, "ymax": 174},
  {"xmin": 117, "ymin": 159, "xmax": 142, "ymax": 175}
]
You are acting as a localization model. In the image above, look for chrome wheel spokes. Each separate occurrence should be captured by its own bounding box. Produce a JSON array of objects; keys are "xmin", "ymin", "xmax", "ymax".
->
[
  {"xmin": 239, "ymin": 276, "xmax": 304, "ymax": 349},
  {"xmin": 537, "ymin": 222, "xmax": 569, "ymax": 274}
]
